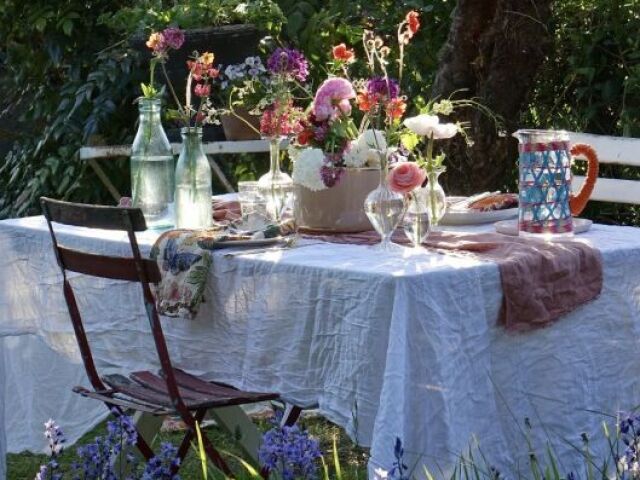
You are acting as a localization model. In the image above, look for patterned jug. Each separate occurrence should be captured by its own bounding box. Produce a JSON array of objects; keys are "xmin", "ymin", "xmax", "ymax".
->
[{"xmin": 513, "ymin": 129, "xmax": 599, "ymax": 238}]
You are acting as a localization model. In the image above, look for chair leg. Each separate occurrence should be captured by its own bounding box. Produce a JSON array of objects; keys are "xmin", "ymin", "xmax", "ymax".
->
[
  {"xmin": 107, "ymin": 404, "xmax": 156, "ymax": 460},
  {"xmin": 281, "ymin": 404, "xmax": 303, "ymax": 427},
  {"xmin": 177, "ymin": 406, "xmax": 235, "ymax": 478}
]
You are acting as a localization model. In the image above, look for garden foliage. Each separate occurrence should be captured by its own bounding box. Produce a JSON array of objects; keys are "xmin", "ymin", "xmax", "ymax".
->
[{"xmin": 0, "ymin": 0, "xmax": 638, "ymax": 223}]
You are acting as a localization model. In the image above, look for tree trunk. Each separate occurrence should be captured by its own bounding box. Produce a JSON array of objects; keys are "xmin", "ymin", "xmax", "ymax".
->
[{"xmin": 432, "ymin": 0, "xmax": 553, "ymax": 195}]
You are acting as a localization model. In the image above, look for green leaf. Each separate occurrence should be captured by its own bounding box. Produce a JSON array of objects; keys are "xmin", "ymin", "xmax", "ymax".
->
[{"xmin": 62, "ymin": 19, "xmax": 73, "ymax": 36}]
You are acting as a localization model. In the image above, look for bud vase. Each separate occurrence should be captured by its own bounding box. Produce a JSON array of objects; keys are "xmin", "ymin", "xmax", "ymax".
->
[
  {"xmin": 426, "ymin": 166, "xmax": 447, "ymax": 227},
  {"xmin": 363, "ymin": 151, "xmax": 405, "ymax": 251},
  {"xmin": 174, "ymin": 127, "xmax": 212, "ymax": 229},
  {"xmin": 130, "ymin": 97, "xmax": 175, "ymax": 228},
  {"xmin": 402, "ymin": 189, "xmax": 431, "ymax": 247},
  {"xmin": 258, "ymin": 137, "xmax": 294, "ymax": 223}
]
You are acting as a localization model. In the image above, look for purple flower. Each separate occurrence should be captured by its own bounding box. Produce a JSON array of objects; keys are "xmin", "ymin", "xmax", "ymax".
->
[
  {"xmin": 44, "ymin": 419, "xmax": 66, "ymax": 455},
  {"xmin": 162, "ymin": 27, "xmax": 185, "ymax": 50},
  {"xmin": 320, "ymin": 165, "xmax": 345, "ymax": 188},
  {"xmin": 267, "ymin": 48, "xmax": 309, "ymax": 82},
  {"xmin": 259, "ymin": 420, "xmax": 322, "ymax": 479},
  {"xmin": 366, "ymin": 77, "xmax": 400, "ymax": 99}
]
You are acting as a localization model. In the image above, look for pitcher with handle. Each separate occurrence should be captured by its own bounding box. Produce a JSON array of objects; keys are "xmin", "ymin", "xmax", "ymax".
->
[{"xmin": 513, "ymin": 129, "xmax": 599, "ymax": 238}]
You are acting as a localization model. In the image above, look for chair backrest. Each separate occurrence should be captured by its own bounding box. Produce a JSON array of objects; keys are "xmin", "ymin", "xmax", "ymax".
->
[
  {"xmin": 569, "ymin": 132, "xmax": 640, "ymax": 205},
  {"xmin": 40, "ymin": 197, "xmax": 184, "ymax": 407}
]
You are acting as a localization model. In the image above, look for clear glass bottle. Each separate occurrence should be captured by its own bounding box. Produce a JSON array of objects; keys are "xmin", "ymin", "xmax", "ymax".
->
[
  {"xmin": 258, "ymin": 137, "xmax": 294, "ymax": 223},
  {"xmin": 363, "ymin": 151, "xmax": 405, "ymax": 251},
  {"xmin": 130, "ymin": 97, "xmax": 175, "ymax": 228},
  {"xmin": 426, "ymin": 166, "xmax": 447, "ymax": 227},
  {"xmin": 403, "ymin": 189, "xmax": 431, "ymax": 247},
  {"xmin": 174, "ymin": 127, "xmax": 213, "ymax": 229}
]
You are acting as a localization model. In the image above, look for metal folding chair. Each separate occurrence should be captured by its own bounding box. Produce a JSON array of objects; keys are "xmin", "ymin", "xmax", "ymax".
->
[{"xmin": 41, "ymin": 197, "xmax": 301, "ymax": 476}]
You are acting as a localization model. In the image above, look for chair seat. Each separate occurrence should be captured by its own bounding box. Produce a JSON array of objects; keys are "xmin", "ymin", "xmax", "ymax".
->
[{"xmin": 73, "ymin": 368, "xmax": 279, "ymax": 415}]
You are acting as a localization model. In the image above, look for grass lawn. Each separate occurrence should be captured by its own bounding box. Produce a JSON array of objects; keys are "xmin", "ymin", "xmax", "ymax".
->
[{"xmin": 7, "ymin": 414, "xmax": 369, "ymax": 480}]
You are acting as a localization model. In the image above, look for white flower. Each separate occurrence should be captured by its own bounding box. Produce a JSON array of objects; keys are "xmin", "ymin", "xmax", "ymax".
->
[
  {"xmin": 373, "ymin": 468, "xmax": 389, "ymax": 480},
  {"xmin": 292, "ymin": 148, "xmax": 327, "ymax": 191},
  {"xmin": 365, "ymin": 148, "xmax": 382, "ymax": 168},
  {"xmin": 233, "ymin": 3, "xmax": 248, "ymax": 14},
  {"xmin": 403, "ymin": 114, "xmax": 459, "ymax": 139},
  {"xmin": 357, "ymin": 129, "xmax": 387, "ymax": 151},
  {"xmin": 343, "ymin": 141, "xmax": 367, "ymax": 168}
]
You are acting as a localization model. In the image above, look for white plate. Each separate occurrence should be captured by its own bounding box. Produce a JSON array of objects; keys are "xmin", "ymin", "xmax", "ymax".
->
[
  {"xmin": 494, "ymin": 218, "xmax": 593, "ymax": 236},
  {"xmin": 441, "ymin": 197, "xmax": 518, "ymax": 225}
]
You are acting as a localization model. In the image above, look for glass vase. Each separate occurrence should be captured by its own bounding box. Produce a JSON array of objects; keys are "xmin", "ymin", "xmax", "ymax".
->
[
  {"xmin": 174, "ymin": 127, "xmax": 213, "ymax": 229},
  {"xmin": 426, "ymin": 166, "xmax": 447, "ymax": 227},
  {"xmin": 130, "ymin": 97, "xmax": 175, "ymax": 228},
  {"xmin": 258, "ymin": 137, "xmax": 294, "ymax": 223},
  {"xmin": 403, "ymin": 189, "xmax": 431, "ymax": 247},
  {"xmin": 363, "ymin": 151, "xmax": 405, "ymax": 251}
]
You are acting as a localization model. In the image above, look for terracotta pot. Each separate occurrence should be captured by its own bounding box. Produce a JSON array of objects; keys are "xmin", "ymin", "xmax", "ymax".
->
[
  {"xmin": 131, "ymin": 25, "xmax": 259, "ymax": 143},
  {"xmin": 221, "ymin": 108, "xmax": 261, "ymax": 140},
  {"xmin": 294, "ymin": 168, "xmax": 380, "ymax": 233}
]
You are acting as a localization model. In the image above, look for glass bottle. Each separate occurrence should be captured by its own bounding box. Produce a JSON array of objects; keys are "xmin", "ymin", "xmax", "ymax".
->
[
  {"xmin": 257, "ymin": 137, "xmax": 294, "ymax": 223},
  {"xmin": 174, "ymin": 127, "xmax": 212, "ymax": 229},
  {"xmin": 402, "ymin": 189, "xmax": 431, "ymax": 247},
  {"xmin": 426, "ymin": 166, "xmax": 447, "ymax": 227},
  {"xmin": 363, "ymin": 150, "xmax": 405, "ymax": 251},
  {"xmin": 130, "ymin": 97, "xmax": 175, "ymax": 228}
]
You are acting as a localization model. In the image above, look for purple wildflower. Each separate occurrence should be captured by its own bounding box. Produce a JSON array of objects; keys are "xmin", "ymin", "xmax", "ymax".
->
[
  {"xmin": 44, "ymin": 419, "xmax": 66, "ymax": 455},
  {"xmin": 267, "ymin": 48, "xmax": 309, "ymax": 82},
  {"xmin": 162, "ymin": 27, "xmax": 185, "ymax": 51},
  {"xmin": 142, "ymin": 442, "xmax": 181, "ymax": 480},
  {"xmin": 389, "ymin": 437, "xmax": 409, "ymax": 480},
  {"xmin": 259, "ymin": 421, "xmax": 322, "ymax": 480},
  {"xmin": 366, "ymin": 77, "xmax": 400, "ymax": 99},
  {"xmin": 320, "ymin": 165, "xmax": 345, "ymax": 188}
]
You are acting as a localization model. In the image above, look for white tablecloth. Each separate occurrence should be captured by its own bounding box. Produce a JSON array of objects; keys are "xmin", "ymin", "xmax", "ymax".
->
[{"xmin": 1, "ymin": 214, "xmax": 640, "ymax": 478}]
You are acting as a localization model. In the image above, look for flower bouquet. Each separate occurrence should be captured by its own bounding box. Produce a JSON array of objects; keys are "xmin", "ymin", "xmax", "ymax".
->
[{"xmin": 289, "ymin": 11, "xmax": 420, "ymax": 235}]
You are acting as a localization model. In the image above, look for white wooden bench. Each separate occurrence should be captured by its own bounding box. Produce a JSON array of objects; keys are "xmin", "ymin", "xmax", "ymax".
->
[
  {"xmin": 569, "ymin": 132, "xmax": 640, "ymax": 205},
  {"xmin": 79, "ymin": 140, "xmax": 273, "ymax": 201}
]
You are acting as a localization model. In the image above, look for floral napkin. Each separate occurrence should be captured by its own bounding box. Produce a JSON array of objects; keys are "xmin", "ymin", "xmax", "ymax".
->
[{"xmin": 150, "ymin": 215, "xmax": 294, "ymax": 318}]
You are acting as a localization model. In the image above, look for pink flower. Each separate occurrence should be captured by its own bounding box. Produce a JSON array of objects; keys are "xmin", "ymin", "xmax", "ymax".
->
[
  {"xmin": 388, "ymin": 162, "xmax": 426, "ymax": 194},
  {"xmin": 312, "ymin": 78, "xmax": 356, "ymax": 121},
  {"xmin": 194, "ymin": 83, "xmax": 211, "ymax": 98}
]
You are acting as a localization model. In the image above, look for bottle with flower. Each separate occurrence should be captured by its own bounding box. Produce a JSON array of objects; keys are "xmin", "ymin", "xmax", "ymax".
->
[
  {"xmin": 168, "ymin": 51, "xmax": 219, "ymax": 229},
  {"xmin": 131, "ymin": 27, "xmax": 184, "ymax": 228},
  {"xmin": 403, "ymin": 105, "xmax": 461, "ymax": 227},
  {"xmin": 355, "ymin": 11, "xmax": 420, "ymax": 250},
  {"xmin": 256, "ymin": 47, "xmax": 308, "ymax": 222}
]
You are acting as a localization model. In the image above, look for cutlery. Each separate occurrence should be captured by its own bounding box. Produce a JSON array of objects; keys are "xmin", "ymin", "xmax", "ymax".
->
[{"xmin": 223, "ymin": 239, "xmax": 324, "ymax": 257}]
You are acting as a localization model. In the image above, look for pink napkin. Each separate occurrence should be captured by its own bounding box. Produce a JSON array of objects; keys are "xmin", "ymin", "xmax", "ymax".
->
[
  {"xmin": 216, "ymin": 201, "xmax": 603, "ymax": 331},
  {"xmin": 302, "ymin": 229, "xmax": 603, "ymax": 332}
]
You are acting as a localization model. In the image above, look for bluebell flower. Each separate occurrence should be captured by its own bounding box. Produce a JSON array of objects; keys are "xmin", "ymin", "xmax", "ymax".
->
[
  {"xmin": 259, "ymin": 418, "xmax": 322, "ymax": 479},
  {"xmin": 389, "ymin": 438, "xmax": 409, "ymax": 480}
]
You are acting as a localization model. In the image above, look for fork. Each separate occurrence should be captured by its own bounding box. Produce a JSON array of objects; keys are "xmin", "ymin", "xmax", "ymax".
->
[{"xmin": 223, "ymin": 238, "xmax": 323, "ymax": 257}]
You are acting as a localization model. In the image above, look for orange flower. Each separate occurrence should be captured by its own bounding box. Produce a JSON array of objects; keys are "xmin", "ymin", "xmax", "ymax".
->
[
  {"xmin": 356, "ymin": 92, "xmax": 376, "ymax": 112},
  {"xmin": 332, "ymin": 43, "xmax": 355, "ymax": 63},
  {"xmin": 146, "ymin": 32, "xmax": 163, "ymax": 51},
  {"xmin": 406, "ymin": 11, "xmax": 420, "ymax": 35},
  {"xmin": 386, "ymin": 98, "xmax": 407, "ymax": 119}
]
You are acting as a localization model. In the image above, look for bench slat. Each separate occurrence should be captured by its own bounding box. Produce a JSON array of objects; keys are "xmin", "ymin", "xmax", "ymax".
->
[
  {"xmin": 569, "ymin": 132, "xmax": 640, "ymax": 167},
  {"xmin": 573, "ymin": 176, "xmax": 640, "ymax": 204}
]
